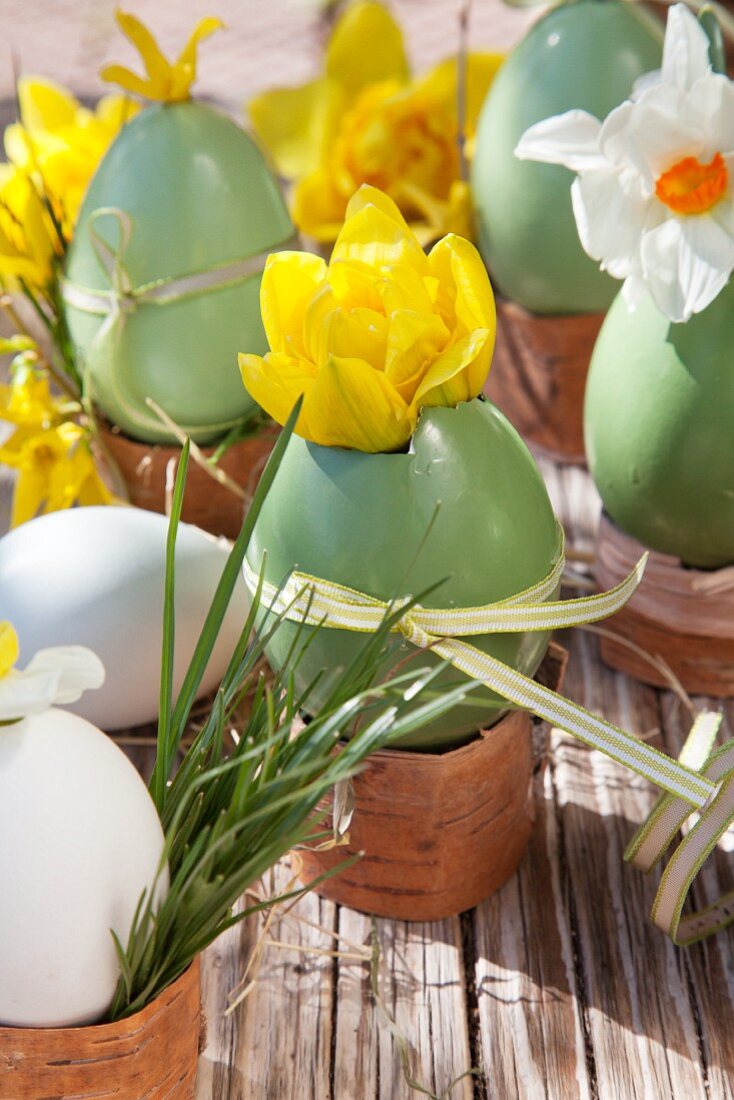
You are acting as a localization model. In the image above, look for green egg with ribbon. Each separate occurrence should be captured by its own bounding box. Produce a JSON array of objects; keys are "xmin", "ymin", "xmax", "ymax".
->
[
  {"xmin": 585, "ymin": 282, "xmax": 734, "ymax": 570},
  {"xmin": 246, "ymin": 399, "xmax": 563, "ymax": 751},
  {"xmin": 471, "ymin": 0, "xmax": 662, "ymax": 314},
  {"xmin": 62, "ymin": 13, "xmax": 296, "ymax": 445}
]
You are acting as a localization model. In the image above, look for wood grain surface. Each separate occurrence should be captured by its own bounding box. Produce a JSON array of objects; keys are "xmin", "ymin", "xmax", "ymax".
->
[{"xmin": 1, "ymin": 4, "xmax": 733, "ymax": 1098}]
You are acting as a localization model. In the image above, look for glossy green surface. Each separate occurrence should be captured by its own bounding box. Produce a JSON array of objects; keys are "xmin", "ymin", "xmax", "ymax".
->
[
  {"xmin": 472, "ymin": 0, "xmax": 662, "ymax": 315},
  {"xmin": 585, "ymin": 283, "xmax": 734, "ymax": 568},
  {"xmin": 64, "ymin": 101, "xmax": 294, "ymax": 444},
  {"xmin": 248, "ymin": 399, "xmax": 562, "ymax": 750}
]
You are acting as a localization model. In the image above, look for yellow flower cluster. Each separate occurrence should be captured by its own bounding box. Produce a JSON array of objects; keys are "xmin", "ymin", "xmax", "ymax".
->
[
  {"xmin": 0, "ymin": 78, "xmax": 135, "ymax": 290},
  {"xmin": 239, "ymin": 185, "xmax": 496, "ymax": 453},
  {"xmin": 0, "ymin": 343, "xmax": 113, "ymax": 527},
  {"xmin": 249, "ymin": 0, "xmax": 503, "ymax": 246}
]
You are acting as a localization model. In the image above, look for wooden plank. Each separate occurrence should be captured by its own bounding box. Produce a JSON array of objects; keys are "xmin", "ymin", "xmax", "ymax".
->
[
  {"xmin": 333, "ymin": 909, "xmax": 475, "ymax": 1100},
  {"xmin": 472, "ymin": 728, "xmax": 592, "ymax": 1100},
  {"xmin": 556, "ymin": 628, "xmax": 708, "ymax": 1100},
  {"xmin": 198, "ymin": 859, "xmax": 337, "ymax": 1100}
]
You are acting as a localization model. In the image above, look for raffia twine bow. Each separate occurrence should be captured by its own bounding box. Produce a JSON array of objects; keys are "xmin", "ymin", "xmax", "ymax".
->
[
  {"xmin": 244, "ymin": 530, "xmax": 734, "ymax": 944},
  {"xmin": 60, "ymin": 207, "xmax": 299, "ymax": 438}
]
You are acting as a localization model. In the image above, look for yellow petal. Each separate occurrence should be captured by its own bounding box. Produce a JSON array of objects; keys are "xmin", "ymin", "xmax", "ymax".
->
[
  {"xmin": 305, "ymin": 354, "xmax": 410, "ymax": 452},
  {"xmin": 385, "ymin": 309, "xmax": 449, "ymax": 400},
  {"xmin": 239, "ymin": 351, "xmax": 317, "ymax": 428},
  {"xmin": 412, "ymin": 328, "xmax": 491, "ymax": 412},
  {"xmin": 292, "ymin": 168, "xmax": 349, "ymax": 243},
  {"xmin": 17, "ymin": 77, "xmax": 80, "ymax": 133},
  {"xmin": 250, "ymin": 79, "xmax": 333, "ymax": 180},
  {"xmin": 416, "ymin": 53, "xmax": 505, "ymax": 139},
  {"xmin": 260, "ymin": 250, "xmax": 328, "ymax": 358},
  {"xmin": 320, "ymin": 307, "xmax": 388, "ymax": 371},
  {"xmin": 177, "ymin": 16, "xmax": 225, "ymax": 71},
  {"xmin": 326, "ymin": 0, "xmax": 409, "ymax": 97},
  {"xmin": 113, "ymin": 10, "xmax": 171, "ymax": 84},
  {"xmin": 428, "ymin": 233, "xmax": 496, "ymax": 335},
  {"xmin": 0, "ymin": 622, "xmax": 19, "ymax": 678},
  {"xmin": 332, "ymin": 185, "xmax": 427, "ymax": 270}
]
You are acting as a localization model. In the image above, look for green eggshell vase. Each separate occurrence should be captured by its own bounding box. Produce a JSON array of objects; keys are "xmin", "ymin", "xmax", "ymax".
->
[
  {"xmin": 585, "ymin": 282, "xmax": 734, "ymax": 570},
  {"xmin": 63, "ymin": 101, "xmax": 295, "ymax": 444},
  {"xmin": 471, "ymin": 0, "xmax": 662, "ymax": 315},
  {"xmin": 248, "ymin": 399, "xmax": 562, "ymax": 751}
]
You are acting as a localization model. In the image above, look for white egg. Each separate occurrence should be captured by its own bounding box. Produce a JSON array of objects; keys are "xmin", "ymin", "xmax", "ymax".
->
[
  {"xmin": 0, "ymin": 506, "xmax": 246, "ymax": 729},
  {"xmin": 0, "ymin": 708, "xmax": 167, "ymax": 1027}
]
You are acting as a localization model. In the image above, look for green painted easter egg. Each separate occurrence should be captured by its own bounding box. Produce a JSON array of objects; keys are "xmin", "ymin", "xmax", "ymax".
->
[
  {"xmin": 63, "ymin": 101, "xmax": 295, "ymax": 444},
  {"xmin": 471, "ymin": 0, "xmax": 662, "ymax": 314},
  {"xmin": 248, "ymin": 399, "xmax": 562, "ymax": 751},
  {"xmin": 585, "ymin": 282, "xmax": 734, "ymax": 569}
]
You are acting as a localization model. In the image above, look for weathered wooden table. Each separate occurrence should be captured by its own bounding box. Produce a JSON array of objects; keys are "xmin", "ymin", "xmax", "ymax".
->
[{"xmin": 1, "ymin": 3, "xmax": 734, "ymax": 1097}]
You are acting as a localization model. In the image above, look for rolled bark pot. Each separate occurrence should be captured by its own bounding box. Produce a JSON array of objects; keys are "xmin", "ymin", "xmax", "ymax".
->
[
  {"xmin": 595, "ymin": 514, "xmax": 734, "ymax": 697},
  {"xmin": 0, "ymin": 958, "xmax": 201, "ymax": 1100},
  {"xmin": 299, "ymin": 643, "xmax": 567, "ymax": 921},
  {"xmin": 486, "ymin": 299, "xmax": 604, "ymax": 465},
  {"xmin": 99, "ymin": 421, "xmax": 278, "ymax": 539}
]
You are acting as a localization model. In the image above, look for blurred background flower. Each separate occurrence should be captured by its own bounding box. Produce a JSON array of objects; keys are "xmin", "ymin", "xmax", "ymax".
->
[{"xmin": 249, "ymin": 0, "xmax": 504, "ymax": 246}]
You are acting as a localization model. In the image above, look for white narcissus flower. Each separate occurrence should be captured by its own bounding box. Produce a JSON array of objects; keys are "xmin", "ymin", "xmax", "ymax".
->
[
  {"xmin": 0, "ymin": 621, "xmax": 104, "ymax": 722},
  {"xmin": 515, "ymin": 4, "xmax": 734, "ymax": 323}
]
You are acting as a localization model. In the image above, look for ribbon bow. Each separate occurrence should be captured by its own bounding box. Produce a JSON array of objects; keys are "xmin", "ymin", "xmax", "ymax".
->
[{"xmin": 244, "ymin": 536, "xmax": 734, "ymax": 943}]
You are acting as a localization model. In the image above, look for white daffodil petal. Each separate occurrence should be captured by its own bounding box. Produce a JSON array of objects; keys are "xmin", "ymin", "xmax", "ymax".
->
[
  {"xmin": 571, "ymin": 169, "xmax": 648, "ymax": 278},
  {"xmin": 641, "ymin": 217, "xmax": 734, "ymax": 321},
  {"xmin": 0, "ymin": 669, "xmax": 60, "ymax": 721},
  {"xmin": 686, "ymin": 75, "xmax": 734, "ymax": 156},
  {"xmin": 660, "ymin": 4, "xmax": 712, "ymax": 92},
  {"xmin": 602, "ymin": 90, "xmax": 702, "ymax": 186},
  {"xmin": 515, "ymin": 110, "xmax": 606, "ymax": 171},
  {"xmin": 23, "ymin": 646, "xmax": 106, "ymax": 705}
]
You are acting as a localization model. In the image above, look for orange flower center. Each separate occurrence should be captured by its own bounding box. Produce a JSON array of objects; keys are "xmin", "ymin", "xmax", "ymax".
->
[{"xmin": 655, "ymin": 152, "xmax": 728, "ymax": 215}]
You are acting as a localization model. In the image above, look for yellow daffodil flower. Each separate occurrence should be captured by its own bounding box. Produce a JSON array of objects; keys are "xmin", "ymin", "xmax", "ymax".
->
[
  {"xmin": 239, "ymin": 185, "xmax": 496, "ymax": 453},
  {"xmin": 101, "ymin": 10, "xmax": 224, "ymax": 103},
  {"xmin": 249, "ymin": 0, "xmax": 504, "ymax": 245},
  {"xmin": 4, "ymin": 77, "xmax": 138, "ymax": 237},
  {"xmin": 0, "ymin": 420, "xmax": 114, "ymax": 528},
  {"xmin": 0, "ymin": 166, "xmax": 58, "ymax": 289},
  {"xmin": 0, "ymin": 620, "xmax": 104, "ymax": 722}
]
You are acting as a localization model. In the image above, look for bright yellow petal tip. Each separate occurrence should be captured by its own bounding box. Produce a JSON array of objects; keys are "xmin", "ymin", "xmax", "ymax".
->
[
  {"xmin": 0, "ymin": 622, "xmax": 20, "ymax": 679},
  {"xmin": 101, "ymin": 9, "xmax": 224, "ymax": 102},
  {"xmin": 239, "ymin": 184, "xmax": 495, "ymax": 454}
]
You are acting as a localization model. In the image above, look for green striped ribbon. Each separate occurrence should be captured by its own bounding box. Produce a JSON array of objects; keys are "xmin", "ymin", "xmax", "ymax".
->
[{"xmin": 244, "ymin": 536, "xmax": 734, "ymax": 942}]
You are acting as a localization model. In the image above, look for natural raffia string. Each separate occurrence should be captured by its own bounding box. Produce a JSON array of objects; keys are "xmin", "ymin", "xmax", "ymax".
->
[{"xmin": 244, "ymin": 539, "xmax": 734, "ymax": 944}]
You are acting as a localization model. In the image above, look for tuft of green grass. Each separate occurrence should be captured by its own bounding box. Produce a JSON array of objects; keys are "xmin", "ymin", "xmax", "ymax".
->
[{"xmin": 108, "ymin": 400, "xmax": 474, "ymax": 1020}]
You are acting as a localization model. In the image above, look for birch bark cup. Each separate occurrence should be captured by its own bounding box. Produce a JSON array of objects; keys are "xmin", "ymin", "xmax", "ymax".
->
[
  {"xmin": 63, "ymin": 101, "xmax": 295, "ymax": 445},
  {"xmin": 0, "ymin": 960, "xmax": 201, "ymax": 1100},
  {"xmin": 247, "ymin": 398, "xmax": 562, "ymax": 751},
  {"xmin": 470, "ymin": 0, "xmax": 662, "ymax": 462}
]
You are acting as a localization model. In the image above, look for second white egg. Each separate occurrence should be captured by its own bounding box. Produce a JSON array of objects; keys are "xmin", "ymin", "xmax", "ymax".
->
[{"xmin": 0, "ymin": 506, "xmax": 246, "ymax": 729}]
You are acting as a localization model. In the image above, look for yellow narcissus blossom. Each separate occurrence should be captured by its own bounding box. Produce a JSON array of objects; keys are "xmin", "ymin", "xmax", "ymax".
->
[
  {"xmin": 4, "ymin": 77, "xmax": 137, "ymax": 239},
  {"xmin": 0, "ymin": 420, "xmax": 114, "ymax": 528},
  {"xmin": 249, "ymin": 0, "xmax": 504, "ymax": 245},
  {"xmin": 238, "ymin": 185, "xmax": 496, "ymax": 453},
  {"xmin": 0, "ymin": 352, "xmax": 113, "ymax": 527},
  {"xmin": 101, "ymin": 11, "xmax": 224, "ymax": 103},
  {"xmin": 0, "ymin": 167, "xmax": 58, "ymax": 290}
]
